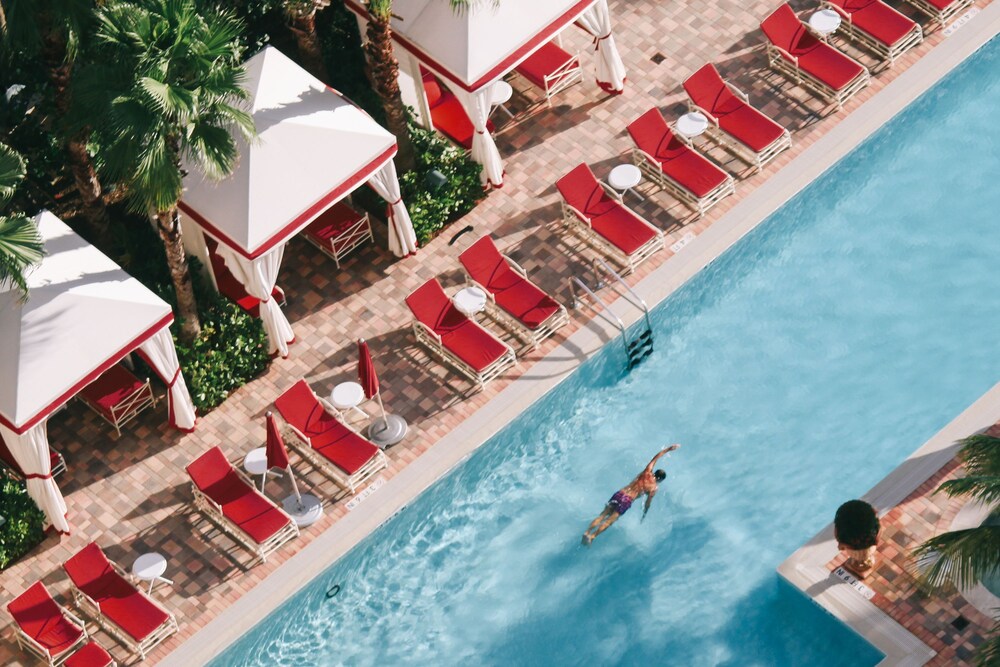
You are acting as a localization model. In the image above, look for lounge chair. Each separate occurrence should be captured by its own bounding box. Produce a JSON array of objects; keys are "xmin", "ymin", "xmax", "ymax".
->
[
  {"xmin": 302, "ymin": 201, "xmax": 373, "ymax": 268},
  {"xmin": 901, "ymin": 0, "xmax": 973, "ymax": 29},
  {"xmin": 62, "ymin": 543, "xmax": 179, "ymax": 660},
  {"xmin": 822, "ymin": 0, "xmax": 922, "ymax": 66},
  {"xmin": 7, "ymin": 581, "xmax": 88, "ymax": 666},
  {"xmin": 555, "ymin": 163, "xmax": 664, "ymax": 274},
  {"xmin": 1, "ymin": 445, "xmax": 66, "ymax": 479},
  {"xmin": 626, "ymin": 109, "xmax": 735, "ymax": 217},
  {"xmin": 274, "ymin": 380, "xmax": 387, "ymax": 493},
  {"xmin": 78, "ymin": 364, "xmax": 156, "ymax": 437},
  {"xmin": 65, "ymin": 642, "xmax": 116, "ymax": 667},
  {"xmin": 405, "ymin": 278, "xmax": 517, "ymax": 388},
  {"xmin": 513, "ymin": 40, "xmax": 582, "ymax": 105},
  {"xmin": 761, "ymin": 3, "xmax": 870, "ymax": 111},
  {"xmin": 186, "ymin": 446, "xmax": 300, "ymax": 562},
  {"xmin": 683, "ymin": 63, "xmax": 792, "ymax": 172},
  {"xmin": 458, "ymin": 236, "xmax": 569, "ymax": 350},
  {"xmin": 422, "ymin": 70, "xmax": 495, "ymax": 149}
]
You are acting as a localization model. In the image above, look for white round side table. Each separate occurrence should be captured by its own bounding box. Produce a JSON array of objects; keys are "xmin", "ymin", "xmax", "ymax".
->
[
  {"xmin": 132, "ymin": 552, "xmax": 172, "ymax": 594},
  {"xmin": 453, "ymin": 286, "xmax": 488, "ymax": 316},
  {"xmin": 490, "ymin": 80, "xmax": 515, "ymax": 119},
  {"xmin": 676, "ymin": 111, "xmax": 709, "ymax": 139},
  {"xmin": 808, "ymin": 9, "xmax": 842, "ymax": 40},
  {"xmin": 607, "ymin": 164, "xmax": 644, "ymax": 202},
  {"xmin": 243, "ymin": 447, "xmax": 272, "ymax": 491},
  {"xmin": 330, "ymin": 381, "xmax": 369, "ymax": 419}
]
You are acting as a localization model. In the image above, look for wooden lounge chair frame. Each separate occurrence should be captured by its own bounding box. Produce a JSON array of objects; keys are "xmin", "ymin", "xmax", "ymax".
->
[
  {"xmin": 820, "ymin": 1, "xmax": 923, "ymax": 67},
  {"xmin": 189, "ymin": 461, "xmax": 300, "ymax": 563},
  {"xmin": 66, "ymin": 561, "xmax": 179, "ymax": 659},
  {"xmin": 279, "ymin": 388, "xmax": 387, "ymax": 494},
  {"xmin": 9, "ymin": 593, "xmax": 88, "ymax": 666},
  {"xmin": 628, "ymin": 143, "xmax": 735, "ymax": 218},
  {"xmin": 512, "ymin": 40, "xmax": 583, "ymax": 106},
  {"xmin": 686, "ymin": 82, "xmax": 792, "ymax": 173},
  {"xmin": 902, "ymin": 0, "xmax": 973, "ymax": 29},
  {"xmin": 461, "ymin": 255, "xmax": 570, "ymax": 350},
  {"xmin": 763, "ymin": 37, "xmax": 870, "ymax": 111},
  {"xmin": 303, "ymin": 204, "xmax": 374, "ymax": 268},
  {"xmin": 558, "ymin": 181, "xmax": 664, "ymax": 275},
  {"xmin": 411, "ymin": 318, "xmax": 516, "ymax": 389},
  {"xmin": 79, "ymin": 375, "xmax": 156, "ymax": 438}
]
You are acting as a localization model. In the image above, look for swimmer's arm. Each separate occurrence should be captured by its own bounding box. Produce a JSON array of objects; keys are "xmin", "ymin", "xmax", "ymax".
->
[
  {"xmin": 641, "ymin": 490, "xmax": 657, "ymax": 520},
  {"xmin": 644, "ymin": 444, "xmax": 680, "ymax": 473}
]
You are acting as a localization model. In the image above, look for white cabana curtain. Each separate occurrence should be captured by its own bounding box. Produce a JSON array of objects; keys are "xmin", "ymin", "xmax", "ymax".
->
[
  {"xmin": 0, "ymin": 422, "xmax": 69, "ymax": 534},
  {"xmin": 218, "ymin": 244, "xmax": 295, "ymax": 358},
  {"xmin": 368, "ymin": 159, "xmax": 418, "ymax": 256},
  {"xmin": 577, "ymin": 0, "xmax": 627, "ymax": 94},
  {"xmin": 450, "ymin": 86, "xmax": 505, "ymax": 188},
  {"xmin": 138, "ymin": 327, "xmax": 197, "ymax": 431}
]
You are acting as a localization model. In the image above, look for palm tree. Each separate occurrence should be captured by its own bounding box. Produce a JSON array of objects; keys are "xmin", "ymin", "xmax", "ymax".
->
[
  {"xmin": 0, "ymin": 143, "xmax": 44, "ymax": 299},
  {"xmin": 283, "ymin": 0, "xmax": 331, "ymax": 81},
  {"xmin": 90, "ymin": 0, "xmax": 254, "ymax": 343},
  {"xmin": 364, "ymin": 0, "xmax": 415, "ymax": 171},
  {"xmin": 914, "ymin": 433, "xmax": 1000, "ymax": 665},
  {"xmin": 0, "ymin": 0, "xmax": 110, "ymax": 244}
]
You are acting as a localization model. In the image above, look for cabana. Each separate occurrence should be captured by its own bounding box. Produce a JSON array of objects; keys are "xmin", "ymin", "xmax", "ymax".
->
[
  {"xmin": 345, "ymin": 0, "xmax": 628, "ymax": 188},
  {"xmin": 178, "ymin": 46, "xmax": 418, "ymax": 358},
  {"xmin": 0, "ymin": 212, "xmax": 196, "ymax": 534}
]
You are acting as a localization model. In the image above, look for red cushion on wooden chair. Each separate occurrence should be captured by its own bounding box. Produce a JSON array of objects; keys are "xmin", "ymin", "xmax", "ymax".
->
[
  {"xmin": 80, "ymin": 365, "xmax": 145, "ymax": 417},
  {"xmin": 516, "ymin": 42, "xmax": 575, "ymax": 89},
  {"xmin": 65, "ymin": 642, "xmax": 114, "ymax": 667},
  {"xmin": 761, "ymin": 4, "xmax": 865, "ymax": 92},
  {"xmin": 7, "ymin": 581, "xmax": 84, "ymax": 658},
  {"xmin": 627, "ymin": 109, "xmax": 729, "ymax": 198},
  {"xmin": 303, "ymin": 202, "xmax": 366, "ymax": 249}
]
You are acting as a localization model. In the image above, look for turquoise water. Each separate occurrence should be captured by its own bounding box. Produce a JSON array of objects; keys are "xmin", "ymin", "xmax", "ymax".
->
[{"xmin": 214, "ymin": 38, "xmax": 999, "ymax": 666}]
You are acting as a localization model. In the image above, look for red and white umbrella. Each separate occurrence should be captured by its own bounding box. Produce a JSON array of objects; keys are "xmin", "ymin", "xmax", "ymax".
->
[
  {"xmin": 357, "ymin": 338, "xmax": 408, "ymax": 447},
  {"xmin": 358, "ymin": 338, "xmax": 386, "ymax": 423},
  {"xmin": 265, "ymin": 411, "xmax": 301, "ymax": 507}
]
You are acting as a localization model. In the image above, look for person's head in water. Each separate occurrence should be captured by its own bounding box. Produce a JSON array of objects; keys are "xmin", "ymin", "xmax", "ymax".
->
[{"xmin": 654, "ymin": 469, "xmax": 666, "ymax": 482}]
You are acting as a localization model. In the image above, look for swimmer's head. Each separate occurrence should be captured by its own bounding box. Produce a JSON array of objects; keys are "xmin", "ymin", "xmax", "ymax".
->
[{"xmin": 654, "ymin": 469, "xmax": 666, "ymax": 482}]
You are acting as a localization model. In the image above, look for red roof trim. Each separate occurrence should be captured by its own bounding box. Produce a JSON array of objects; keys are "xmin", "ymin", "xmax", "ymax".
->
[
  {"xmin": 0, "ymin": 312, "xmax": 175, "ymax": 434},
  {"xmin": 180, "ymin": 145, "xmax": 398, "ymax": 260},
  {"xmin": 344, "ymin": 0, "xmax": 596, "ymax": 92}
]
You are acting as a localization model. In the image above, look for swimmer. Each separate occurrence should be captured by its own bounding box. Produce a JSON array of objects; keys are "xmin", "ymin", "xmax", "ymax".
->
[{"xmin": 582, "ymin": 444, "xmax": 680, "ymax": 546}]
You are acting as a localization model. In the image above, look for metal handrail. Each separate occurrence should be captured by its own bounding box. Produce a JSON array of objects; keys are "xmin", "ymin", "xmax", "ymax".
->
[
  {"xmin": 591, "ymin": 258, "xmax": 653, "ymax": 333},
  {"xmin": 568, "ymin": 277, "xmax": 630, "ymax": 357}
]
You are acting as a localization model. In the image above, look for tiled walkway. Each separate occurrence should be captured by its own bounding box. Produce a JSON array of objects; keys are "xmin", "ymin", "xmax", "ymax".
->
[
  {"xmin": 1, "ymin": 1, "xmax": 991, "ymax": 664},
  {"xmin": 826, "ymin": 423, "xmax": 1000, "ymax": 665}
]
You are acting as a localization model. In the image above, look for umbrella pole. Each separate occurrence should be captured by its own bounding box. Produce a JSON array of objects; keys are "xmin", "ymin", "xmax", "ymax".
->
[
  {"xmin": 287, "ymin": 467, "xmax": 303, "ymax": 510},
  {"xmin": 375, "ymin": 391, "xmax": 389, "ymax": 430}
]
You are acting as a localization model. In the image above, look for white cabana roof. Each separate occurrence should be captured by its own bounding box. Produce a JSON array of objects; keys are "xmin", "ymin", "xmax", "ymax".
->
[
  {"xmin": 345, "ymin": 0, "xmax": 596, "ymax": 91},
  {"xmin": 0, "ymin": 212, "xmax": 174, "ymax": 433},
  {"xmin": 180, "ymin": 46, "xmax": 398, "ymax": 259}
]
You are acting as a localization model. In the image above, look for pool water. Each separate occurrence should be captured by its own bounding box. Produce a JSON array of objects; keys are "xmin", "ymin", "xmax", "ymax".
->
[{"xmin": 214, "ymin": 38, "xmax": 999, "ymax": 667}]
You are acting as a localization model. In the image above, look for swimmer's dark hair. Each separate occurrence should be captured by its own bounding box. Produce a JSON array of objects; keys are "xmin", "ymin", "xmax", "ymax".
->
[{"xmin": 654, "ymin": 469, "xmax": 666, "ymax": 482}]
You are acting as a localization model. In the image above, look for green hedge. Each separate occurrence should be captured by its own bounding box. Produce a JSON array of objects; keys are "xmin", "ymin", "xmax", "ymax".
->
[{"xmin": 0, "ymin": 473, "xmax": 46, "ymax": 570}]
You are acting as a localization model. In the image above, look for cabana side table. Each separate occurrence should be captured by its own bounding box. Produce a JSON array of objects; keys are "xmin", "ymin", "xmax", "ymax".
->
[
  {"xmin": 608, "ymin": 164, "xmax": 644, "ymax": 202},
  {"xmin": 675, "ymin": 111, "xmax": 709, "ymax": 140},
  {"xmin": 490, "ymin": 80, "xmax": 515, "ymax": 119},
  {"xmin": 132, "ymin": 552, "xmax": 172, "ymax": 594},
  {"xmin": 453, "ymin": 286, "xmax": 488, "ymax": 316},
  {"xmin": 330, "ymin": 381, "xmax": 369, "ymax": 419},
  {"xmin": 808, "ymin": 8, "xmax": 842, "ymax": 40}
]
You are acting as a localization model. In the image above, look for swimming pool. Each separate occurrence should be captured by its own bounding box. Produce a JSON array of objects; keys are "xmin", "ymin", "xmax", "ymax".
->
[{"xmin": 213, "ymin": 37, "xmax": 1000, "ymax": 667}]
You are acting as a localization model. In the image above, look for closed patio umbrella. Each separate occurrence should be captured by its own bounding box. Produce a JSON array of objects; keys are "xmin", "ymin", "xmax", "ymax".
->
[
  {"xmin": 358, "ymin": 338, "xmax": 408, "ymax": 447},
  {"xmin": 265, "ymin": 411, "xmax": 323, "ymax": 527}
]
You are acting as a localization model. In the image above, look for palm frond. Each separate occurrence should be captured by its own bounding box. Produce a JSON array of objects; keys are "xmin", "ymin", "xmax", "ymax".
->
[
  {"xmin": 957, "ymin": 435, "xmax": 1000, "ymax": 478},
  {"xmin": 913, "ymin": 524, "xmax": 1000, "ymax": 591},
  {"xmin": 184, "ymin": 123, "xmax": 237, "ymax": 180},
  {"xmin": 0, "ymin": 143, "xmax": 26, "ymax": 208},
  {"xmin": 975, "ymin": 617, "xmax": 1000, "ymax": 666},
  {"xmin": 938, "ymin": 476, "xmax": 1000, "ymax": 506},
  {"xmin": 139, "ymin": 76, "xmax": 195, "ymax": 118},
  {"xmin": 0, "ymin": 214, "xmax": 44, "ymax": 298}
]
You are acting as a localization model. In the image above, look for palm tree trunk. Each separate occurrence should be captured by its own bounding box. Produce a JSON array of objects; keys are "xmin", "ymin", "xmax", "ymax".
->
[
  {"xmin": 365, "ymin": 11, "xmax": 415, "ymax": 172},
  {"xmin": 153, "ymin": 207, "xmax": 201, "ymax": 343},
  {"xmin": 42, "ymin": 31, "xmax": 111, "ymax": 247},
  {"xmin": 286, "ymin": 8, "xmax": 328, "ymax": 82}
]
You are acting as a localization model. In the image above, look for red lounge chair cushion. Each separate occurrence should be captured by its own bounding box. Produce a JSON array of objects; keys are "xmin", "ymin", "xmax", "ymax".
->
[
  {"xmin": 79, "ymin": 365, "xmax": 146, "ymax": 418},
  {"xmin": 274, "ymin": 381, "xmax": 380, "ymax": 475},
  {"xmin": 65, "ymin": 641, "xmax": 114, "ymax": 667},
  {"xmin": 925, "ymin": 0, "xmax": 959, "ymax": 9},
  {"xmin": 303, "ymin": 202, "xmax": 366, "ymax": 252},
  {"xmin": 63, "ymin": 543, "xmax": 169, "ymax": 643},
  {"xmin": 187, "ymin": 447, "xmax": 293, "ymax": 542},
  {"xmin": 556, "ymin": 164, "xmax": 659, "ymax": 256},
  {"xmin": 515, "ymin": 42, "xmax": 575, "ymax": 89},
  {"xmin": 7, "ymin": 581, "xmax": 83, "ymax": 658},
  {"xmin": 459, "ymin": 237, "xmax": 561, "ymax": 330},
  {"xmin": 405, "ymin": 280, "xmax": 510, "ymax": 372},
  {"xmin": 420, "ymin": 72, "xmax": 495, "ymax": 149},
  {"xmin": 761, "ymin": 4, "xmax": 865, "ymax": 92},
  {"xmin": 684, "ymin": 64, "xmax": 786, "ymax": 153},
  {"xmin": 423, "ymin": 77, "xmax": 444, "ymax": 107},
  {"xmin": 829, "ymin": 0, "xmax": 917, "ymax": 46},
  {"xmin": 626, "ymin": 110, "xmax": 728, "ymax": 198}
]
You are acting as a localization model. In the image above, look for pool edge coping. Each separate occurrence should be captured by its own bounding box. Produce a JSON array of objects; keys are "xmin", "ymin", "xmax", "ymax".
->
[{"xmin": 163, "ymin": 6, "xmax": 1000, "ymax": 665}]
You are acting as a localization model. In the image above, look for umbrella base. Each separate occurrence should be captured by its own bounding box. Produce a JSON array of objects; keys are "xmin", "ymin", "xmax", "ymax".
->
[
  {"xmin": 282, "ymin": 493, "xmax": 323, "ymax": 527},
  {"xmin": 368, "ymin": 414, "xmax": 408, "ymax": 448}
]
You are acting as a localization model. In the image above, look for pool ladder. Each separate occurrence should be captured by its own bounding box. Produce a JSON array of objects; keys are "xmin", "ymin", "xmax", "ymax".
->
[{"xmin": 568, "ymin": 258, "xmax": 654, "ymax": 370}]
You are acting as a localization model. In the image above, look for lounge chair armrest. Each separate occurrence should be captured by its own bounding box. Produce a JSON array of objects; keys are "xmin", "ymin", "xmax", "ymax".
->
[
  {"xmin": 686, "ymin": 102, "xmax": 719, "ymax": 127},
  {"xmin": 501, "ymin": 253, "xmax": 528, "ymax": 279},
  {"xmin": 62, "ymin": 605, "xmax": 87, "ymax": 634},
  {"xmin": 234, "ymin": 465, "xmax": 260, "ymax": 488},
  {"xmin": 412, "ymin": 319, "xmax": 442, "ymax": 344},
  {"xmin": 767, "ymin": 43, "xmax": 798, "ymax": 66},
  {"xmin": 562, "ymin": 201, "xmax": 591, "ymax": 225},
  {"xmin": 632, "ymin": 146, "xmax": 661, "ymax": 170},
  {"xmin": 820, "ymin": 1, "xmax": 852, "ymax": 22},
  {"xmin": 317, "ymin": 395, "xmax": 343, "ymax": 419},
  {"xmin": 598, "ymin": 180, "xmax": 624, "ymax": 202},
  {"xmin": 724, "ymin": 80, "xmax": 749, "ymax": 103},
  {"xmin": 465, "ymin": 276, "xmax": 497, "ymax": 301},
  {"xmin": 109, "ymin": 558, "xmax": 132, "ymax": 582}
]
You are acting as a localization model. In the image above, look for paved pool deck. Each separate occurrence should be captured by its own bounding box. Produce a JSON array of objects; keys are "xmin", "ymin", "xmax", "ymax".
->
[{"xmin": 1, "ymin": 0, "xmax": 997, "ymax": 665}]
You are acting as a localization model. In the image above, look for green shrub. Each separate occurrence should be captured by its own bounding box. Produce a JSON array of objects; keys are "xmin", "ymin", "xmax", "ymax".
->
[
  {"xmin": 0, "ymin": 473, "xmax": 46, "ymax": 570},
  {"xmin": 399, "ymin": 122, "xmax": 485, "ymax": 244}
]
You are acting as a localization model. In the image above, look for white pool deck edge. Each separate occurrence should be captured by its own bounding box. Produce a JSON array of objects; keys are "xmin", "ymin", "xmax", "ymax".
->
[{"xmin": 164, "ymin": 7, "xmax": 1000, "ymax": 665}]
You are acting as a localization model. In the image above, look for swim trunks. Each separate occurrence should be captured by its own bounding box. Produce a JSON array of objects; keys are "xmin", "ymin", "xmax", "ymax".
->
[{"xmin": 608, "ymin": 490, "xmax": 633, "ymax": 515}]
